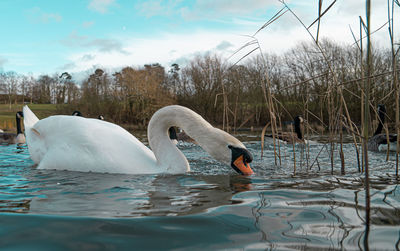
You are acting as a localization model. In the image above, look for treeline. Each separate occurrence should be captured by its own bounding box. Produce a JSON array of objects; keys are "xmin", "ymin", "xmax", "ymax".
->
[{"xmin": 0, "ymin": 39, "xmax": 398, "ymax": 129}]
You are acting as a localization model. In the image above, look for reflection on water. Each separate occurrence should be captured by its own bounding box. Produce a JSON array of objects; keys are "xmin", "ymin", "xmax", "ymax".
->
[{"xmin": 1, "ymin": 134, "xmax": 400, "ymax": 249}]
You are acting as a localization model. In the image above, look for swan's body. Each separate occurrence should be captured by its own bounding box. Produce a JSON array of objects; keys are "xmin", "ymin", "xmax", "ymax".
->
[
  {"xmin": 0, "ymin": 111, "xmax": 25, "ymax": 144},
  {"xmin": 23, "ymin": 105, "xmax": 253, "ymax": 175},
  {"xmin": 368, "ymin": 105, "xmax": 398, "ymax": 152}
]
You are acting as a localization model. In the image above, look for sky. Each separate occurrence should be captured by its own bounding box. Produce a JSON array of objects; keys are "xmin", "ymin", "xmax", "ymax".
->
[{"xmin": 0, "ymin": 0, "xmax": 398, "ymax": 81}]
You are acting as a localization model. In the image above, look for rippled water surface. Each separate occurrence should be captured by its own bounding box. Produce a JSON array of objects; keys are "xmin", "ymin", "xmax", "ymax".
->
[{"xmin": 1, "ymin": 132, "xmax": 400, "ymax": 250}]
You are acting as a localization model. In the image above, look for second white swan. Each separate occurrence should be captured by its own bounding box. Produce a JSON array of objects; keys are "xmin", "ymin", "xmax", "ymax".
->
[{"xmin": 23, "ymin": 105, "xmax": 253, "ymax": 175}]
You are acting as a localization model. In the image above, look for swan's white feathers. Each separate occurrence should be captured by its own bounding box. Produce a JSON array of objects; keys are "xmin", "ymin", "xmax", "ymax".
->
[
  {"xmin": 24, "ymin": 106, "xmax": 158, "ymax": 174},
  {"xmin": 199, "ymin": 127, "xmax": 245, "ymax": 165},
  {"xmin": 23, "ymin": 105, "xmax": 39, "ymax": 129},
  {"xmin": 23, "ymin": 105, "xmax": 250, "ymax": 174},
  {"xmin": 149, "ymin": 105, "xmax": 245, "ymax": 167}
]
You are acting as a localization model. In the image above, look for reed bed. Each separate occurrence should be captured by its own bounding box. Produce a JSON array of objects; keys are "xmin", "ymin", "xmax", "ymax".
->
[{"xmin": 230, "ymin": 0, "xmax": 399, "ymax": 248}]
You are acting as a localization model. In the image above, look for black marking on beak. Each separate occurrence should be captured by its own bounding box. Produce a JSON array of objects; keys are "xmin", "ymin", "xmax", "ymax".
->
[{"xmin": 228, "ymin": 145, "xmax": 253, "ymax": 174}]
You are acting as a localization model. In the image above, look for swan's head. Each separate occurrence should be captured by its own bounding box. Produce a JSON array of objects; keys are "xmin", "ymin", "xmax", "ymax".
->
[
  {"xmin": 98, "ymin": 115, "xmax": 105, "ymax": 120},
  {"xmin": 198, "ymin": 128, "xmax": 254, "ymax": 175},
  {"xmin": 228, "ymin": 145, "xmax": 254, "ymax": 175}
]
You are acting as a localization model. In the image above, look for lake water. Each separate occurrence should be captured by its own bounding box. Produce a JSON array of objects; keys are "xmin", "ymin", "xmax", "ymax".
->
[{"xmin": 1, "ymin": 132, "xmax": 399, "ymax": 250}]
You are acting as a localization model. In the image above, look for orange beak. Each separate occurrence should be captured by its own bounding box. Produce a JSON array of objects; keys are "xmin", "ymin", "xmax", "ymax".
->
[{"xmin": 233, "ymin": 155, "xmax": 254, "ymax": 175}]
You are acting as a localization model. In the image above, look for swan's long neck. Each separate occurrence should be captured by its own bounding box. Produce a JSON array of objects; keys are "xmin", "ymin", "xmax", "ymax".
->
[{"xmin": 148, "ymin": 105, "xmax": 214, "ymax": 173}]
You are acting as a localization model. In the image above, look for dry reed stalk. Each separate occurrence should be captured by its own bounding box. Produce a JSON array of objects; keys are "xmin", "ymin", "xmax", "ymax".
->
[
  {"xmin": 360, "ymin": 17, "xmax": 366, "ymax": 173},
  {"xmin": 290, "ymin": 123, "xmax": 296, "ymax": 175},
  {"xmin": 328, "ymin": 85, "xmax": 335, "ymax": 174},
  {"xmin": 229, "ymin": 33, "xmax": 281, "ymax": 165},
  {"xmin": 276, "ymin": 113, "xmax": 283, "ymax": 166},
  {"xmin": 363, "ymin": 0, "xmax": 372, "ymax": 247},
  {"xmin": 240, "ymin": 8, "xmax": 288, "ymax": 166},
  {"xmin": 336, "ymin": 80, "xmax": 361, "ymax": 173},
  {"xmin": 233, "ymin": 94, "xmax": 238, "ymax": 133},
  {"xmin": 267, "ymin": 90, "xmax": 279, "ymax": 166},
  {"xmin": 339, "ymin": 109, "xmax": 346, "ymax": 175},
  {"xmin": 338, "ymin": 70, "xmax": 346, "ymax": 175},
  {"xmin": 387, "ymin": 0, "xmax": 400, "ymax": 175},
  {"xmin": 224, "ymin": 93, "xmax": 230, "ymax": 132},
  {"xmin": 254, "ymin": 41, "xmax": 280, "ymax": 165},
  {"xmin": 304, "ymin": 78, "xmax": 310, "ymax": 169},
  {"xmin": 260, "ymin": 121, "xmax": 271, "ymax": 159},
  {"xmin": 384, "ymin": 124, "xmax": 391, "ymax": 161},
  {"xmin": 281, "ymin": 0, "xmax": 364, "ymax": 176},
  {"xmin": 214, "ymin": 92, "xmax": 227, "ymax": 131},
  {"xmin": 237, "ymin": 113, "xmax": 254, "ymax": 130}
]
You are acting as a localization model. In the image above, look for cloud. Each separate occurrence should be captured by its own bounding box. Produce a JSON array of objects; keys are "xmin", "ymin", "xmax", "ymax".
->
[
  {"xmin": 216, "ymin": 41, "xmax": 233, "ymax": 51},
  {"xmin": 61, "ymin": 30, "xmax": 253, "ymax": 74},
  {"xmin": 136, "ymin": 0, "xmax": 182, "ymax": 17},
  {"xmin": 192, "ymin": 0, "xmax": 280, "ymax": 16},
  {"xmin": 53, "ymin": 0, "xmax": 398, "ymax": 79},
  {"xmin": 59, "ymin": 62, "xmax": 77, "ymax": 71},
  {"xmin": 61, "ymin": 31, "xmax": 88, "ymax": 46},
  {"xmin": 136, "ymin": 0, "xmax": 280, "ymax": 20},
  {"xmin": 88, "ymin": 39, "xmax": 128, "ymax": 53},
  {"xmin": 81, "ymin": 54, "xmax": 96, "ymax": 61},
  {"xmin": 61, "ymin": 31, "xmax": 128, "ymax": 54},
  {"xmin": 0, "ymin": 56, "xmax": 8, "ymax": 70},
  {"xmin": 88, "ymin": 0, "xmax": 115, "ymax": 13},
  {"xmin": 82, "ymin": 21, "xmax": 95, "ymax": 28},
  {"xmin": 41, "ymin": 13, "xmax": 62, "ymax": 23},
  {"xmin": 26, "ymin": 7, "xmax": 62, "ymax": 23}
]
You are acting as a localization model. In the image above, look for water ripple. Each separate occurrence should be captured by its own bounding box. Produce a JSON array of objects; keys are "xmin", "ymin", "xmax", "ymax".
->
[{"xmin": 0, "ymin": 137, "xmax": 400, "ymax": 249}]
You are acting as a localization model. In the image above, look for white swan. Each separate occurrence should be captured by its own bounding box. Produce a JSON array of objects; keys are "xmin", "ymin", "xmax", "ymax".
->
[{"xmin": 23, "ymin": 105, "xmax": 253, "ymax": 175}]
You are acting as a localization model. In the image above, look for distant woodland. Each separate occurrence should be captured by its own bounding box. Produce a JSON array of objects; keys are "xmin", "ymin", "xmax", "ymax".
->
[{"xmin": 0, "ymin": 39, "xmax": 399, "ymax": 130}]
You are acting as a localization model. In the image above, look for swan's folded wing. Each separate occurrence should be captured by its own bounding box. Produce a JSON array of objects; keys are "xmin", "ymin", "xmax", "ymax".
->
[
  {"xmin": 31, "ymin": 116, "xmax": 158, "ymax": 173},
  {"xmin": 23, "ymin": 106, "xmax": 44, "ymax": 164},
  {"xmin": 23, "ymin": 106, "xmax": 39, "ymax": 130}
]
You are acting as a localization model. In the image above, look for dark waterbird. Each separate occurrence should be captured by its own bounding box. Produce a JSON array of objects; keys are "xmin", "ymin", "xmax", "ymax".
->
[
  {"xmin": 73, "ymin": 111, "xmax": 105, "ymax": 120},
  {"xmin": 0, "ymin": 111, "xmax": 25, "ymax": 144},
  {"xmin": 367, "ymin": 104, "xmax": 397, "ymax": 152},
  {"xmin": 72, "ymin": 111, "xmax": 83, "ymax": 117},
  {"xmin": 265, "ymin": 115, "xmax": 305, "ymax": 144}
]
